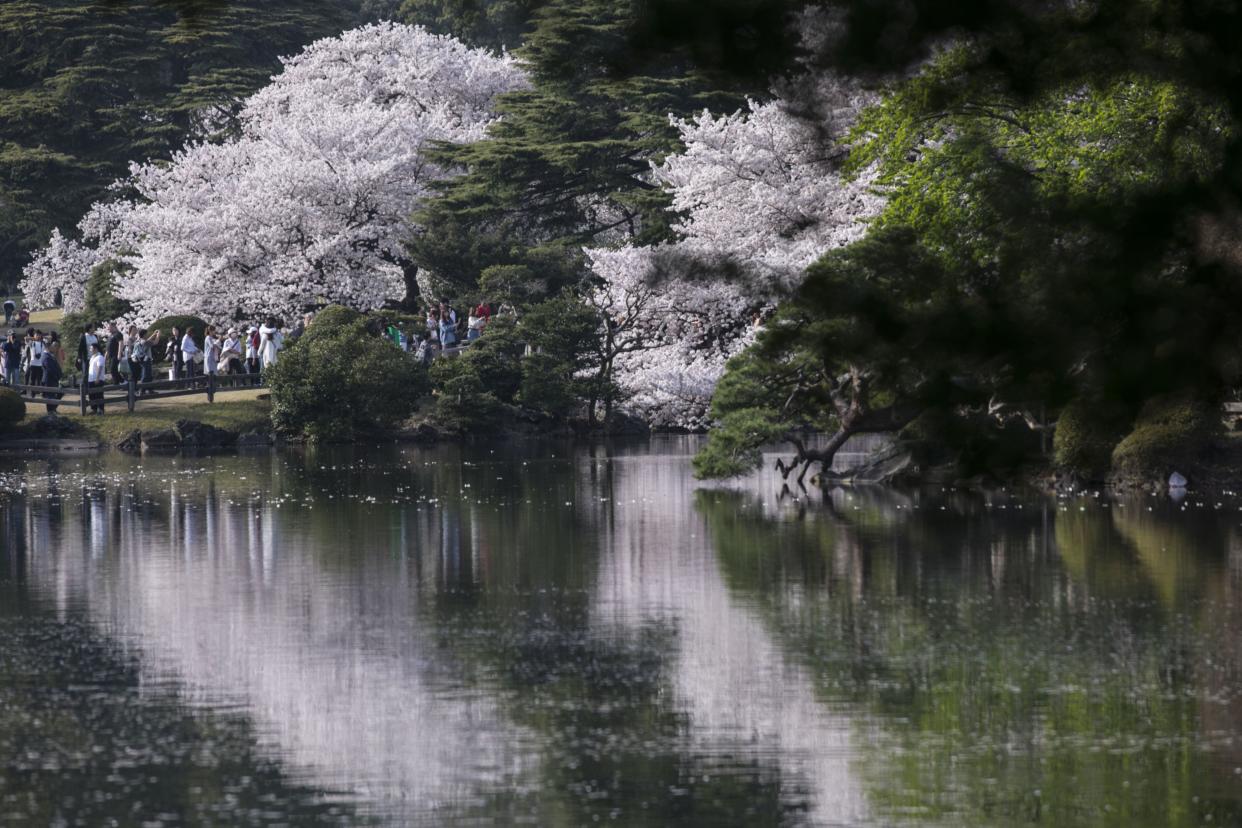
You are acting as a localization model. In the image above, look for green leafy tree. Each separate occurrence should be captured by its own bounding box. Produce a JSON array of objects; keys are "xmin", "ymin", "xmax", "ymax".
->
[
  {"xmin": 516, "ymin": 351, "xmax": 576, "ymax": 417},
  {"xmin": 430, "ymin": 358, "xmax": 504, "ymax": 432},
  {"xmin": 833, "ymin": 39, "xmax": 1241, "ymax": 475},
  {"xmin": 477, "ymin": 264, "xmax": 542, "ymax": 310},
  {"xmin": 700, "ymin": 2, "xmax": 1242, "ymax": 480},
  {"xmin": 428, "ymin": 316, "xmax": 523, "ymax": 431}
]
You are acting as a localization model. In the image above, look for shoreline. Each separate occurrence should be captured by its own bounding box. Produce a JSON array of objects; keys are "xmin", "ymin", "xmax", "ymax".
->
[{"xmin": 3, "ymin": 422, "xmax": 1234, "ymax": 499}]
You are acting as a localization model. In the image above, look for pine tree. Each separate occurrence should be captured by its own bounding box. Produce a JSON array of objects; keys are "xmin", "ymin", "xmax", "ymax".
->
[
  {"xmin": 407, "ymin": 0, "xmax": 750, "ymax": 295},
  {"xmin": 396, "ymin": 0, "xmax": 539, "ymax": 51},
  {"xmin": 0, "ymin": 0, "xmax": 359, "ymax": 289}
]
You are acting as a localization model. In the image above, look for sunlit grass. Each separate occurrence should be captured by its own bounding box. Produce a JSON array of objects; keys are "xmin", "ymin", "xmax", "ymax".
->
[
  {"xmin": 17, "ymin": 395, "xmax": 271, "ymax": 443},
  {"xmin": 27, "ymin": 308, "xmax": 63, "ymax": 328}
]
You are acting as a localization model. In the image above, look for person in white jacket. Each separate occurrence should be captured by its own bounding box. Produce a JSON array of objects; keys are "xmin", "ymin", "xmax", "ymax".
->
[
  {"xmin": 24, "ymin": 330, "xmax": 46, "ymax": 386},
  {"xmin": 87, "ymin": 342, "xmax": 106, "ymax": 413},
  {"xmin": 203, "ymin": 325, "xmax": 221, "ymax": 377},
  {"xmin": 259, "ymin": 318, "xmax": 281, "ymax": 369},
  {"xmin": 244, "ymin": 327, "xmax": 259, "ymax": 374},
  {"xmin": 181, "ymin": 327, "xmax": 201, "ymax": 380},
  {"xmin": 220, "ymin": 328, "xmax": 243, "ymax": 375}
]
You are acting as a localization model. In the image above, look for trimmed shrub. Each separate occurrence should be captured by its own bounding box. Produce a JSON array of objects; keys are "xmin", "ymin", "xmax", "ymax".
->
[
  {"xmin": 1052, "ymin": 398, "xmax": 1132, "ymax": 480},
  {"xmin": 59, "ymin": 311, "xmax": 92, "ymax": 362},
  {"xmin": 267, "ymin": 305, "xmax": 428, "ymax": 441},
  {"xmin": 462, "ymin": 317, "xmax": 523, "ymax": 399},
  {"xmin": 0, "ymin": 388, "xmax": 25, "ymax": 428},
  {"xmin": 1110, "ymin": 394, "xmax": 1220, "ymax": 480},
  {"xmin": 306, "ymin": 305, "xmax": 362, "ymax": 333}
]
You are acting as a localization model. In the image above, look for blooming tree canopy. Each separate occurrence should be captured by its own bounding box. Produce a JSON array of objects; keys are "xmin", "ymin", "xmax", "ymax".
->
[
  {"xmin": 591, "ymin": 72, "xmax": 884, "ymax": 428},
  {"xmin": 23, "ymin": 22, "xmax": 526, "ymax": 322},
  {"xmin": 20, "ymin": 228, "xmax": 103, "ymax": 314}
]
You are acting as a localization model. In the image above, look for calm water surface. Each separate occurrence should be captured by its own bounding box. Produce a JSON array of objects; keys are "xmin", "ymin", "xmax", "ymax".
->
[{"xmin": 1, "ymin": 437, "xmax": 1240, "ymax": 825}]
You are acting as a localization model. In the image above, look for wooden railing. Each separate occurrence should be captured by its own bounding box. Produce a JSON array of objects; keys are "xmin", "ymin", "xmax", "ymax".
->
[{"xmin": 8, "ymin": 372, "xmax": 265, "ymax": 415}]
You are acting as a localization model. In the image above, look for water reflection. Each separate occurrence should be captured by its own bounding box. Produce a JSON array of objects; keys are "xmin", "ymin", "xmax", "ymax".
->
[
  {"xmin": 695, "ymin": 487, "xmax": 1242, "ymax": 826},
  {"xmin": 0, "ymin": 440, "xmax": 1240, "ymax": 825}
]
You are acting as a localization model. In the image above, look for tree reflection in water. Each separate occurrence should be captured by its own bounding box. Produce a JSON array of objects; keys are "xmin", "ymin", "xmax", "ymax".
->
[
  {"xmin": 696, "ymin": 486, "xmax": 1242, "ymax": 826},
  {"xmin": 1, "ymin": 442, "xmax": 1240, "ymax": 825}
]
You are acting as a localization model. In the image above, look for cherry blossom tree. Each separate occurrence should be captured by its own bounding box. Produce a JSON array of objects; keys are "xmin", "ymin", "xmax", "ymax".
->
[
  {"xmin": 591, "ymin": 72, "xmax": 884, "ymax": 428},
  {"xmin": 23, "ymin": 22, "xmax": 526, "ymax": 322},
  {"xmin": 586, "ymin": 244, "xmax": 757, "ymax": 428},
  {"xmin": 19, "ymin": 228, "xmax": 102, "ymax": 313}
]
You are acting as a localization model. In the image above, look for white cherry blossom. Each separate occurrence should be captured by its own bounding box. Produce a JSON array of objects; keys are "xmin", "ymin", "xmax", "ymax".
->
[
  {"xmin": 593, "ymin": 72, "xmax": 884, "ymax": 427},
  {"xmin": 23, "ymin": 22, "xmax": 526, "ymax": 322},
  {"xmin": 19, "ymin": 228, "xmax": 102, "ymax": 313}
]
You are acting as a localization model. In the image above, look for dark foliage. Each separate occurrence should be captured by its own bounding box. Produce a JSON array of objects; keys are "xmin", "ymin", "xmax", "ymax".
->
[{"xmin": 268, "ymin": 305, "xmax": 429, "ymax": 440}]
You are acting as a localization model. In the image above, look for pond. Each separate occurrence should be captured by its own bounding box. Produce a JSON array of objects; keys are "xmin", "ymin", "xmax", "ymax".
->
[{"xmin": 0, "ymin": 437, "xmax": 1240, "ymax": 826}]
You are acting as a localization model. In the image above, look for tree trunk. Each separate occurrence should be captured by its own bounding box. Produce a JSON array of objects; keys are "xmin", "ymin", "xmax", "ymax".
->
[
  {"xmin": 400, "ymin": 263, "xmax": 422, "ymax": 311},
  {"xmin": 778, "ymin": 402, "xmax": 920, "ymax": 483}
]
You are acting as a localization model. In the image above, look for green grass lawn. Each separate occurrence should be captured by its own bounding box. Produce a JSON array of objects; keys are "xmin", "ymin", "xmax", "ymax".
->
[
  {"xmin": 4, "ymin": 301, "xmax": 61, "ymax": 332},
  {"xmin": 27, "ymin": 308, "xmax": 62, "ymax": 330},
  {"xmin": 17, "ymin": 393, "xmax": 271, "ymax": 444}
]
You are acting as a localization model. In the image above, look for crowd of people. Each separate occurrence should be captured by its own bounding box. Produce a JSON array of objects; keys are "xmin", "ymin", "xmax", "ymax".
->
[
  {"xmin": 1, "ymin": 327, "xmax": 67, "ymax": 411},
  {"xmin": 156, "ymin": 316, "xmax": 304, "ymax": 384},
  {"xmin": 1, "ymin": 297, "xmax": 499, "ymax": 414},
  {"xmin": 2, "ymin": 296, "xmax": 29, "ymax": 329},
  {"xmin": 0, "ymin": 313, "xmax": 310, "ymax": 414},
  {"xmin": 402, "ymin": 298, "xmax": 499, "ymax": 365}
]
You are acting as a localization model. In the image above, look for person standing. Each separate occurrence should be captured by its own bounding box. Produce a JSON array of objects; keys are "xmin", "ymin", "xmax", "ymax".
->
[
  {"xmin": 105, "ymin": 323, "xmax": 124, "ymax": 385},
  {"xmin": 203, "ymin": 325, "xmax": 221, "ymax": 380},
  {"xmin": 124, "ymin": 325, "xmax": 141, "ymax": 380},
  {"xmin": 426, "ymin": 307, "xmax": 440, "ymax": 349},
  {"xmin": 288, "ymin": 312, "xmax": 313, "ymax": 344},
  {"xmin": 414, "ymin": 334, "xmax": 435, "ymax": 367},
  {"xmin": 128, "ymin": 327, "xmax": 159, "ymax": 390},
  {"xmin": 181, "ymin": 327, "xmax": 200, "ymax": 381},
  {"xmin": 47, "ymin": 332, "xmax": 65, "ymax": 369},
  {"xmin": 41, "ymin": 346, "xmax": 62, "ymax": 413},
  {"xmin": 467, "ymin": 304, "xmax": 486, "ymax": 342},
  {"xmin": 123, "ymin": 322, "xmax": 156, "ymax": 389},
  {"xmin": 21, "ymin": 327, "xmax": 33, "ymax": 384},
  {"xmin": 77, "ymin": 326, "xmax": 98, "ymax": 373},
  {"xmin": 87, "ymin": 342, "xmax": 106, "ymax": 413},
  {"xmin": 1, "ymin": 332, "xmax": 20, "ymax": 386},
  {"xmin": 168, "ymin": 326, "xmax": 185, "ymax": 380},
  {"xmin": 438, "ymin": 301, "xmax": 457, "ymax": 349},
  {"xmin": 221, "ymin": 328, "xmax": 243, "ymax": 375},
  {"xmin": 2, "ymin": 298, "xmax": 14, "ymax": 325},
  {"xmin": 245, "ymin": 326, "xmax": 260, "ymax": 382},
  {"xmin": 259, "ymin": 318, "xmax": 280, "ymax": 369},
  {"xmin": 24, "ymin": 329, "xmax": 46, "ymax": 386}
]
